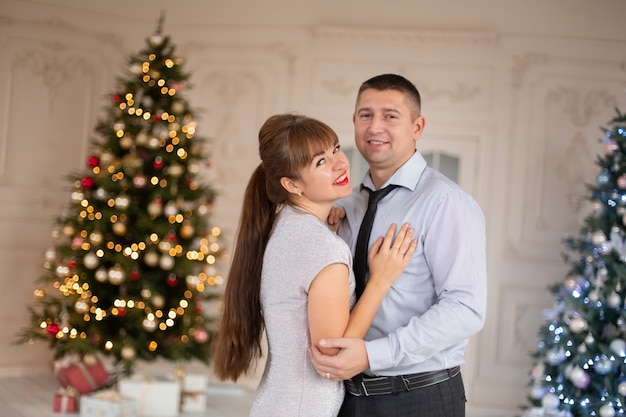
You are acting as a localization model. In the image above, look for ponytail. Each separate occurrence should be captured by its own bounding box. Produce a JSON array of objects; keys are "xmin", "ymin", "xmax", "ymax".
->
[{"xmin": 213, "ymin": 164, "xmax": 276, "ymax": 381}]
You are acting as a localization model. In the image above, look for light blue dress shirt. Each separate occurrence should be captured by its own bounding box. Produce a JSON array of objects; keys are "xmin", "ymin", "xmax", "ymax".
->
[{"xmin": 337, "ymin": 151, "xmax": 487, "ymax": 376}]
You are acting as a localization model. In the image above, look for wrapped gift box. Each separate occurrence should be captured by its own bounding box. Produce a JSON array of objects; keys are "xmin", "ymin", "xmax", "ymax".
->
[
  {"xmin": 53, "ymin": 353, "xmax": 109, "ymax": 395},
  {"xmin": 181, "ymin": 373, "xmax": 207, "ymax": 413},
  {"xmin": 118, "ymin": 375, "xmax": 180, "ymax": 417},
  {"xmin": 79, "ymin": 390, "xmax": 135, "ymax": 417},
  {"xmin": 53, "ymin": 387, "xmax": 79, "ymax": 413}
]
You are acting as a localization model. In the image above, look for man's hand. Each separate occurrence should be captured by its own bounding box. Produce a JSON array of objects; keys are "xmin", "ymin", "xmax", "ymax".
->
[
  {"xmin": 327, "ymin": 206, "xmax": 346, "ymax": 233},
  {"xmin": 309, "ymin": 338, "xmax": 369, "ymax": 381}
]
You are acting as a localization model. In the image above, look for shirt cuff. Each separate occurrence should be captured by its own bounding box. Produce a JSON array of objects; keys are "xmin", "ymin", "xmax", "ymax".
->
[{"xmin": 365, "ymin": 337, "xmax": 394, "ymax": 373}]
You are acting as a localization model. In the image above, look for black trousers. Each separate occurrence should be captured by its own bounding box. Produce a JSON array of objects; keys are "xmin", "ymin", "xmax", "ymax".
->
[{"xmin": 338, "ymin": 371, "xmax": 466, "ymax": 417}]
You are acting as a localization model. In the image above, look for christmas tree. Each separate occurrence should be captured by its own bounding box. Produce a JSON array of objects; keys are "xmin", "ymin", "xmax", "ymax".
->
[
  {"xmin": 15, "ymin": 17, "xmax": 225, "ymax": 374},
  {"xmin": 523, "ymin": 109, "xmax": 626, "ymax": 417}
]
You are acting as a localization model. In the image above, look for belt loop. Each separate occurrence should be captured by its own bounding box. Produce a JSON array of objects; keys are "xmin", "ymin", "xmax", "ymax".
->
[
  {"xmin": 360, "ymin": 380, "xmax": 370, "ymax": 396},
  {"xmin": 352, "ymin": 374, "xmax": 369, "ymax": 397},
  {"xmin": 400, "ymin": 376, "xmax": 410, "ymax": 392}
]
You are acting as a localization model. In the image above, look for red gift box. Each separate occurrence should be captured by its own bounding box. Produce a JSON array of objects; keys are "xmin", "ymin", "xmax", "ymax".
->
[
  {"xmin": 54, "ymin": 387, "xmax": 79, "ymax": 413},
  {"xmin": 52, "ymin": 354, "xmax": 109, "ymax": 395}
]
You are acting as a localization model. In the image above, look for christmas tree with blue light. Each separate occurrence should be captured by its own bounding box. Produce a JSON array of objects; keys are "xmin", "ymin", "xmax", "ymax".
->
[{"xmin": 523, "ymin": 109, "xmax": 626, "ymax": 417}]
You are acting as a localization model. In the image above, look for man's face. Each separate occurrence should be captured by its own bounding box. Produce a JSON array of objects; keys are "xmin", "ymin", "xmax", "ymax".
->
[{"xmin": 353, "ymin": 89, "xmax": 424, "ymax": 176}]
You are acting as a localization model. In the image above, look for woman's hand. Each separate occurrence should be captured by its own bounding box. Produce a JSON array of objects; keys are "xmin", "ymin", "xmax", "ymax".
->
[{"xmin": 367, "ymin": 223, "xmax": 417, "ymax": 289}]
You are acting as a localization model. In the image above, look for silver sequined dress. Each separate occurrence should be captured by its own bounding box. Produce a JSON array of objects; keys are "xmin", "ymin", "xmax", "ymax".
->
[{"xmin": 249, "ymin": 204, "xmax": 355, "ymax": 417}]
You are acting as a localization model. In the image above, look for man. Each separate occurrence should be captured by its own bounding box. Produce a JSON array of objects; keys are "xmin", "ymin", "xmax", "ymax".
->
[{"xmin": 310, "ymin": 74, "xmax": 487, "ymax": 417}]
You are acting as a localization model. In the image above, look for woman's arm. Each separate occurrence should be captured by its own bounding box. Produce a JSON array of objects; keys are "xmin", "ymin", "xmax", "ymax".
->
[{"xmin": 308, "ymin": 223, "xmax": 416, "ymax": 355}]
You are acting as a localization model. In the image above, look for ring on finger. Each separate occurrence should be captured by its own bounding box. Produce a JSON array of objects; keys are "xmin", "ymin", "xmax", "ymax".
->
[{"xmin": 325, "ymin": 372, "xmax": 331, "ymax": 379}]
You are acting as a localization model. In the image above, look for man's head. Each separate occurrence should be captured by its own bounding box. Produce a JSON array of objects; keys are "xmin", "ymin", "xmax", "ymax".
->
[
  {"xmin": 356, "ymin": 74, "xmax": 421, "ymax": 119},
  {"xmin": 353, "ymin": 74, "xmax": 426, "ymax": 187}
]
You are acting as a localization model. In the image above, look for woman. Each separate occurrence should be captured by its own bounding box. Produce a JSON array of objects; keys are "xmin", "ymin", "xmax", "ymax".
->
[{"xmin": 213, "ymin": 114, "xmax": 416, "ymax": 417}]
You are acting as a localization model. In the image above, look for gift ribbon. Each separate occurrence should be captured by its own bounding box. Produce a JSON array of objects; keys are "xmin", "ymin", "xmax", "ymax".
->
[
  {"xmin": 75, "ymin": 360, "xmax": 98, "ymax": 390},
  {"xmin": 56, "ymin": 386, "xmax": 78, "ymax": 413}
]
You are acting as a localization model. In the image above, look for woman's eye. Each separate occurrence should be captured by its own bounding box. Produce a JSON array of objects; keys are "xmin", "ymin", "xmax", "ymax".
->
[{"xmin": 333, "ymin": 145, "xmax": 341, "ymax": 153}]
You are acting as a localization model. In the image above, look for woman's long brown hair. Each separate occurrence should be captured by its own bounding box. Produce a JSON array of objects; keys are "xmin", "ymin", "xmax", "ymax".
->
[{"xmin": 212, "ymin": 114, "xmax": 338, "ymax": 381}]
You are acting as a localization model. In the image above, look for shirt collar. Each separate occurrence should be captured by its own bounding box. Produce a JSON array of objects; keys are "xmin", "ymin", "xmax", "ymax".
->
[{"xmin": 361, "ymin": 151, "xmax": 427, "ymax": 192}]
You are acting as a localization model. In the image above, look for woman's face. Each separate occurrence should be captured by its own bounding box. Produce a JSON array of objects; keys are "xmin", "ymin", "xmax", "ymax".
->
[{"xmin": 295, "ymin": 142, "xmax": 351, "ymax": 207}]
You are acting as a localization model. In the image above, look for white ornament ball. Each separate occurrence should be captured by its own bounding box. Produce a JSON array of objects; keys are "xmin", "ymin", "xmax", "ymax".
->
[
  {"xmin": 115, "ymin": 195, "xmax": 131, "ymax": 210},
  {"xmin": 164, "ymin": 201, "xmax": 178, "ymax": 217},
  {"xmin": 75, "ymin": 300, "xmax": 90, "ymax": 314},
  {"xmin": 569, "ymin": 366, "xmax": 585, "ymax": 384},
  {"xmin": 618, "ymin": 381, "xmax": 626, "ymax": 396},
  {"xmin": 599, "ymin": 404, "xmax": 616, "ymax": 417},
  {"xmin": 541, "ymin": 393, "xmax": 560, "ymax": 409},
  {"xmin": 95, "ymin": 268, "xmax": 108, "ymax": 283},
  {"xmin": 142, "ymin": 318, "xmax": 157, "ymax": 332},
  {"xmin": 568, "ymin": 317, "xmax": 588, "ymax": 333},
  {"xmin": 44, "ymin": 248, "xmax": 57, "ymax": 262},
  {"xmin": 108, "ymin": 264, "xmax": 126, "ymax": 285},
  {"xmin": 591, "ymin": 230, "xmax": 607, "ymax": 245},
  {"xmin": 55, "ymin": 265, "xmax": 70, "ymax": 278},
  {"xmin": 83, "ymin": 252, "xmax": 100, "ymax": 269},
  {"xmin": 607, "ymin": 292, "xmax": 622, "ymax": 308},
  {"xmin": 159, "ymin": 255, "xmax": 175, "ymax": 270},
  {"xmin": 530, "ymin": 385, "xmax": 546, "ymax": 399},
  {"xmin": 610, "ymin": 338, "xmax": 626, "ymax": 356}
]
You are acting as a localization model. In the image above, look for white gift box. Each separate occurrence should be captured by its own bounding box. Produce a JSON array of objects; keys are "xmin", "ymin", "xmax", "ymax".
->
[
  {"xmin": 181, "ymin": 373, "xmax": 208, "ymax": 412},
  {"xmin": 118, "ymin": 375, "xmax": 181, "ymax": 417},
  {"xmin": 80, "ymin": 389, "xmax": 135, "ymax": 417}
]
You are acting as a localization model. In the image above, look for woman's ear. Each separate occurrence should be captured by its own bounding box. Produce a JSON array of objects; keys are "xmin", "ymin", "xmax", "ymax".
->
[{"xmin": 280, "ymin": 177, "xmax": 301, "ymax": 196}]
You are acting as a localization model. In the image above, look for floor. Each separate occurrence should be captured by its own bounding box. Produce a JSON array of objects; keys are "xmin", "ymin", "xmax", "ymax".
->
[{"xmin": 0, "ymin": 373, "xmax": 255, "ymax": 417}]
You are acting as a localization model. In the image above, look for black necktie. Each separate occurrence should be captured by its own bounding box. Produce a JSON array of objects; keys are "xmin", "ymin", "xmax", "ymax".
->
[{"xmin": 353, "ymin": 184, "xmax": 399, "ymax": 299}]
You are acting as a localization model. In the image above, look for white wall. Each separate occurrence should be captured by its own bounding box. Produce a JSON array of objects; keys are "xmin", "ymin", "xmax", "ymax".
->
[{"xmin": 1, "ymin": 0, "xmax": 626, "ymax": 415}]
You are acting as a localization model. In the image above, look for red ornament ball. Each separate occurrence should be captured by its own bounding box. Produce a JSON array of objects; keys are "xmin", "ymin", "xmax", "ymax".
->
[
  {"xmin": 130, "ymin": 269, "xmax": 140, "ymax": 281},
  {"xmin": 153, "ymin": 156, "xmax": 164, "ymax": 170},
  {"xmin": 193, "ymin": 328, "xmax": 209, "ymax": 344},
  {"xmin": 166, "ymin": 273, "xmax": 178, "ymax": 287},
  {"xmin": 46, "ymin": 323, "xmax": 60, "ymax": 336},
  {"xmin": 87, "ymin": 155, "xmax": 100, "ymax": 168},
  {"xmin": 81, "ymin": 176, "xmax": 95, "ymax": 190}
]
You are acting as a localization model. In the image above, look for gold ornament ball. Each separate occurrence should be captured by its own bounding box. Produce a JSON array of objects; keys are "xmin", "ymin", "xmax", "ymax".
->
[
  {"xmin": 83, "ymin": 354, "xmax": 98, "ymax": 366},
  {"xmin": 90, "ymin": 231, "xmax": 103, "ymax": 246},
  {"xmin": 151, "ymin": 294, "xmax": 165, "ymax": 309},
  {"xmin": 112, "ymin": 222, "xmax": 127, "ymax": 236},
  {"xmin": 180, "ymin": 222, "xmax": 194, "ymax": 239},
  {"xmin": 121, "ymin": 345, "xmax": 137, "ymax": 360},
  {"xmin": 63, "ymin": 224, "xmax": 76, "ymax": 237},
  {"xmin": 33, "ymin": 288, "xmax": 46, "ymax": 299},
  {"xmin": 144, "ymin": 251, "xmax": 159, "ymax": 267},
  {"xmin": 119, "ymin": 135, "xmax": 133, "ymax": 149}
]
